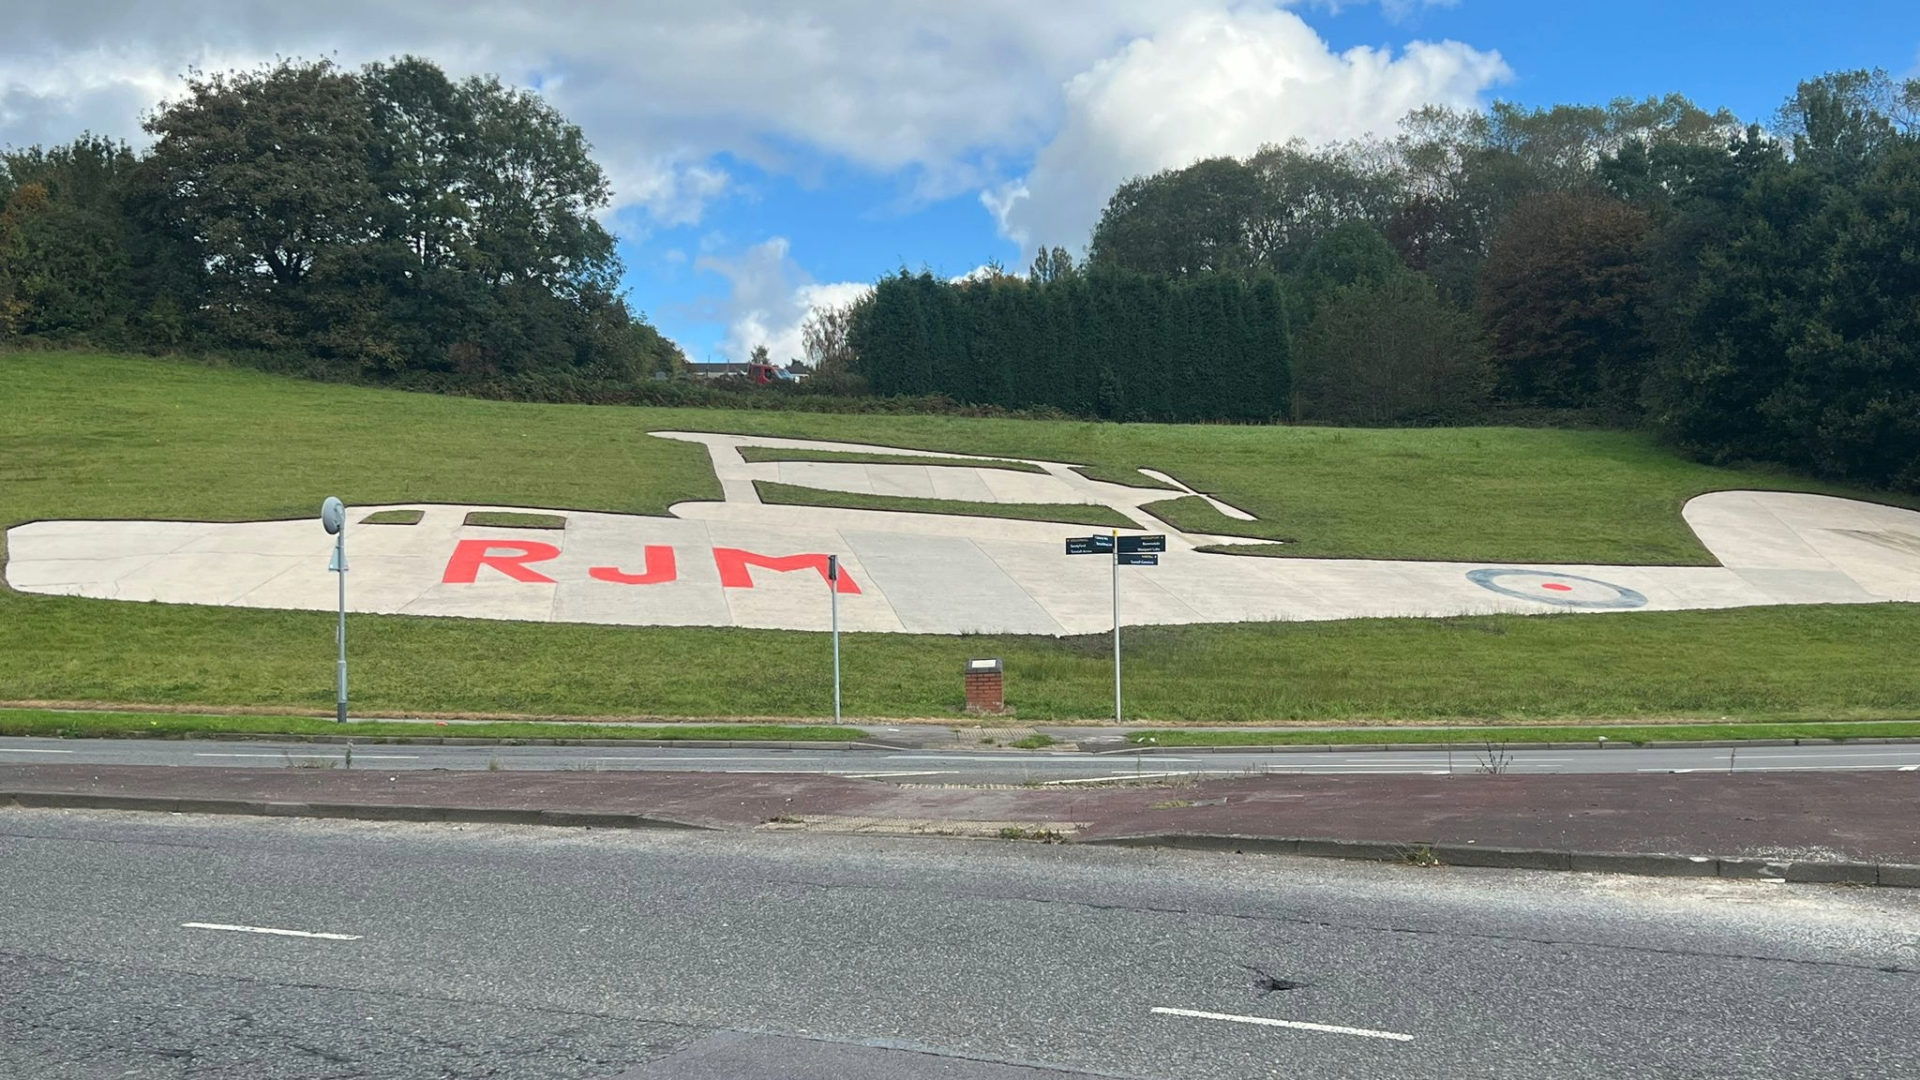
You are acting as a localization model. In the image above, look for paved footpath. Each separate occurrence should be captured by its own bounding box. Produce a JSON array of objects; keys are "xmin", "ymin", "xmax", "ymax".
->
[{"xmin": 4, "ymin": 764, "xmax": 1916, "ymax": 885}]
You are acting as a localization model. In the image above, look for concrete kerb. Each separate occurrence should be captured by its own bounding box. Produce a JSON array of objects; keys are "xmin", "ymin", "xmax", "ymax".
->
[
  {"xmin": 1076, "ymin": 832, "xmax": 1920, "ymax": 888},
  {"xmin": 1105, "ymin": 736, "xmax": 1920, "ymax": 755},
  {"xmin": 2, "ymin": 791, "xmax": 713, "ymax": 832}
]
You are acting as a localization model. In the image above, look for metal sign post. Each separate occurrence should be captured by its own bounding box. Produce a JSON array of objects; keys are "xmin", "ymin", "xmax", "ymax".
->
[
  {"xmin": 1111, "ymin": 530, "xmax": 1121, "ymax": 726},
  {"xmin": 828, "ymin": 554, "xmax": 842, "ymax": 725},
  {"xmin": 1063, "ymin": 532, "xmax": 1164, "ymax": 727},
  {"xmin": 320, "ymin": 497, "xmax": 348, "ymax": 723}
]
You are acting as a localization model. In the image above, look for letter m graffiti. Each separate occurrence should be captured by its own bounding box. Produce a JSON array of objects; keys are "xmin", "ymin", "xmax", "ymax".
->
[{"xmin": 712, "ymin": 548, "xmax": 860, "ymax": 594}]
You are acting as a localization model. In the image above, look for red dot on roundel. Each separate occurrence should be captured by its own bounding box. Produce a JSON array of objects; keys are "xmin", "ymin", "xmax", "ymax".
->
[{"xmin": 1541, "ymin": 582, "xmax": 1574, "ymax": 592}]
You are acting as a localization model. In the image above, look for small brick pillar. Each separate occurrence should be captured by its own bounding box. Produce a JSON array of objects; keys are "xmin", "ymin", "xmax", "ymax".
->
[{"xmin": 964, "ymin": 658, "xmax": 1005, "ymax": 714}]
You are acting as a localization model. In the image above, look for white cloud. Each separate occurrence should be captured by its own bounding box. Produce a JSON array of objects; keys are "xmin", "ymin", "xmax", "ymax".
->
[
  {"xmin": 694, "ymin": 238, "xmax": 869, "ymax": 363},
  {"xmin": 990, "ymin": 7, "xmax": 1507, "ymax": 253},
  {"xmin": 1, "ymin": 1, "xmax": 1497, "ymax": 242},
  {"xmin": 0, "ymin": 2, "xmax": 1187, "ymax": 228}
]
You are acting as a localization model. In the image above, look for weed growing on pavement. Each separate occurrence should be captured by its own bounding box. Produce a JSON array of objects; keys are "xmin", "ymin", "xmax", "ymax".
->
[
  {"xmin": 996, "ymin": 826, "xmax": 1066, "ymax": 842},
  {"xmin": 1401, "ymin": 845, "xmax": 1442, "ymax": 867},
  {"xmin": 1476, "ymin": 741, "xmax": 1513, "ymax": 775}
]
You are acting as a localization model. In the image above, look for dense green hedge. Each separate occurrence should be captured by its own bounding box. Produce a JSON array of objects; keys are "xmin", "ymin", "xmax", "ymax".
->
[{"xmin": 849, "ymin": 267, "xmax": 1290, "ymax": 422}]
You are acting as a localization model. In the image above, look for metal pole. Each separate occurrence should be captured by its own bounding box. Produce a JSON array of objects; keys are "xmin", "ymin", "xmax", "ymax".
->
[
  {"xmin": 830, "ymin": 555, "xmax": 842, "ymax": 725},
  {"xmin": 335, "ymin": 530, "xmax": 347, "ymax": 723},
  {"xmin": 1112, "ymin": 529, "xmax": 1121, "ymax": 726}
]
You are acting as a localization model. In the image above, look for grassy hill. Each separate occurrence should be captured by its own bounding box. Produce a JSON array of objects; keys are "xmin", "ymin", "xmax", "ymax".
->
[{"xmin": 4, "ymin": 349, "xmax": 1919, "ymax": 724}]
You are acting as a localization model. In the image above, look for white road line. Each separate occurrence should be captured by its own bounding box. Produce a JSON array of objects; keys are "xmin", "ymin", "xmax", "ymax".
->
[
  {"xmin": 1267, "ymin": 764, "xmax": 1443, "ymax": 772},
  {"xmin": 192, "ymin": 752, "xmax": 418, "ymax": 760},
  {"xmin": 1044, "ymin": 771, "xmax": 1198, "ymax": 785},
  {"xmin": 892, "ymin": 754, "xmax": 1204, "ymax": 763},
  {"xmin": 581, "ymin": 756, "xmax": 796, "ymax": 762},
  {"xmin": 1643, "ymin": 764, "xmax": 1915, "ymax": 773},
  {"xmin": 1151, "ymin": 1006, "xmax": 1413, "ymax": 1042},
  {"xmin": 0, "ymin": 747, "xmax": 75, "ymax": 753},
  {"xmin": 838, "ymin": 770, "xmax": 958, "ymax": 779},
  {"xmin": 1731, "ymin": 750, "xmax": 1920, "ymax": 759},
  {"xmin": 182, "ymin": 922, "xmax": 361, "ymax": 941},
  {"xmin": 1290, "ymin": 757, "xmax": 1482, "ymax": 764},
  {"xmin": 1739, "ymin": 764, "xmax": 1920, "ymax": 772}
]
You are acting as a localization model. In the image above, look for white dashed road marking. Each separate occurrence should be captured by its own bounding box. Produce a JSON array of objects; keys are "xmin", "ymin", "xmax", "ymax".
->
[
  {"xmin": 182, "ymin": 922, "xmax": 362, "ymax": 941},
  {"xmin": 1151, "ymin": 1006, "xmax": 1414, "ymax": 1042},
  {"xmin": 192, "ymin": 752, "xmax": 418, "ymax": 760}
]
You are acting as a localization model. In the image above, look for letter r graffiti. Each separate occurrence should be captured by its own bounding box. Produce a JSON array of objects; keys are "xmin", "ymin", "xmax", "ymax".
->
[
  {"xmin": 712, "ymin": 548, "xmax": 860, "ymax": 594},
  {"xmin": 442, "ymin": 539, "xmax": 561, "ymax": 584}
]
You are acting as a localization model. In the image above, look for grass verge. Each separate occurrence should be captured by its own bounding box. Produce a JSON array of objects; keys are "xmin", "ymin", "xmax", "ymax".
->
[
  {"xmin": 360, "ymin": 509, "xmax": 424, "ymax": 525},
  {"xmin": 463, "ymin": 511, "xmax": 567, "ymax": 529},
  {"xmin": 0, "ymin": 708, "xmax": 866, "ymax": 743},
  {"xmin": 3, "ymin": 594, "xmax": 1919, "ymax": 723},
  {"xmin": 1131, "ymin": 721, "xmax": 1920, "ymax": 746},
  {"xmin": 5, "ymin": 351, "xmax": 1920, "ymax": 724},
  {"xmin": 738, "ymin": 446, "xmax": 1045, "ymax": 473},
  {"xmin": 753, "ymin": 480, "xmax": 1139, "ymax": 529}
]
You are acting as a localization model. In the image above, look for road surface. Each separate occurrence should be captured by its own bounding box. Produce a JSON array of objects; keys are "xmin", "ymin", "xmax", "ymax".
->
[
  {"xmin": 1, "ymin": 809, "xmax": 1915, "ymax": 1078},
  {"xmin": 2, "ymin": 735, "xmax": 1918, "ymax": 785}
]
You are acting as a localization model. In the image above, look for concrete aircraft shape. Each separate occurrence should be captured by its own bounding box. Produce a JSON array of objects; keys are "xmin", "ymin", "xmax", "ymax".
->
[{"xmin": 8, "ymin": 432, "xmax": 1920, "ymax": 635}]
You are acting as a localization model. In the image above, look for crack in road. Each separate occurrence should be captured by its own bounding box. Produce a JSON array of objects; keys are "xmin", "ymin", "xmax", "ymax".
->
[{"xmin": 748, "ymin": 874, "xmax": 1920, "ymax": 978}]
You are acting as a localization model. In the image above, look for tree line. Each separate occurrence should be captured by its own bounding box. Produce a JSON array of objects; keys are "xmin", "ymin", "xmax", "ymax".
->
[
  {"xmin": 0, "ymin": 57, "xmax": 683, "ymax": 395},
  {"xmin": 846, "ymin": 261, "xmax": 1291, "ymax": 422},
  {"xmin": 832, "ymin": 72, "xmax": 1920, "ymax": 492},
  {"xmin": 7, "ymin": 58, "xmax": 1917, "ymax": 491}
]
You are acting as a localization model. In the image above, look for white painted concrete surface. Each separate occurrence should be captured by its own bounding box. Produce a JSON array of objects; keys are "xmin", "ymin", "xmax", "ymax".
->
[{"xmin": 8, "ymin": 433, "xmax": 1920, "ymax": 635}]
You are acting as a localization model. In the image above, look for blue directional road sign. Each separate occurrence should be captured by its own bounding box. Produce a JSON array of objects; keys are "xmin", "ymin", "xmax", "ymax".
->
[
  {"xmin": 1065, "ymin": 535, "xmax": 1115, "ymax": 555},
  {"xmin": 1117, "ymin": 553, "xmax": 1159, "ymax": 566},
  {"xmin": 1117, "ymin": 534, "xmax": 1166, "ymax": 555}
]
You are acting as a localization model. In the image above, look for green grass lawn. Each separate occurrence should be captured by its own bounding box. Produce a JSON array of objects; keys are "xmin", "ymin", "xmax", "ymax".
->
[
  {"xmin": 463, "ymin": 511, "xmax": 567, "ymax": 529},
  {"xmin": 0, "ymin": 708, "xmax": 865, "ymax": 742},
  {"xmin": 4, "ymin": 348, "xmax": 1919, "ymax": 726},
  {"xmin": 753, "ymin": 480, "xmax": 1139, "ymax": 529},
  {"xmin": 1132, "ymin": 720, "xmax": 1920, "ymax": 747}
]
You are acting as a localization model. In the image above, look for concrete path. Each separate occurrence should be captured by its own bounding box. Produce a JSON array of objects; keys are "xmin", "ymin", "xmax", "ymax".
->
[
  {"xmin": 4, "ymin": 763, "xmax": 1918, "ymax": 874},
  {"xmin": 9, "ymin": 433, "xmax": 1920, "ymax": 634}
]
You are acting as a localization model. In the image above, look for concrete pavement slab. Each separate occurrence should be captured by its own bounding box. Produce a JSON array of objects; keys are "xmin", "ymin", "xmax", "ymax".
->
[
  {"xmin": 4, "ymin": 766, "xmax": 1916, "ymax": 879},
  {"xmin": 11, "ymin": 434, "xmax": 1920, "ymax": 634}
]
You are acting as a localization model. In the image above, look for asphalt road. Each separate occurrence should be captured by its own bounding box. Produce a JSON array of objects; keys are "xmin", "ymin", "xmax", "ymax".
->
[
  {"xmin": 1, "ymin": 809, "xmax": 1916, "ymax": 1079},
  {"xmin": 3, "ymin": 735, "xmax": 1920, "ymax": 785}
]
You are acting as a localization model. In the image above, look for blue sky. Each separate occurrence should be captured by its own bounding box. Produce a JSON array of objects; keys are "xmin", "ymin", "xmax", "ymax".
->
[
  {"xmin": 623, "ymin": 1, "xmax": 1920, "ymax": 363},
  {"xmin": 4, "ymin": 1, "xmax": 1918, "ymax": 364}
]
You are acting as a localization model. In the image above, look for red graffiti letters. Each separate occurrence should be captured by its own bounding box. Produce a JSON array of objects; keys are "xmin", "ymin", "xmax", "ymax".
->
[
  {"xmin": 712, "ymin": 548, "xmax": 861, "ymax": 594},
  {"xmin": 588, "ymin": 546, "xmax": 678, "ymax": 585},
  {"xmin": 441, "ymin": 540, "xmax": 562, "ymax": 584},
  {"xmin": 442, "ymin": 540, "xmax": 860, "ymax": 592}
]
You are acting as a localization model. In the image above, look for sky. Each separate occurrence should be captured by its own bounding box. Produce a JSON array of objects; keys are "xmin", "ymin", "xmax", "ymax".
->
[{"xmin": 3, "ymin": 2, "xmax": 1918, "ymax": 364}]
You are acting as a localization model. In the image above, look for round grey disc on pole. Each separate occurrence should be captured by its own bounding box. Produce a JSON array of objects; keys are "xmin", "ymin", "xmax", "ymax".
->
[{"xmin": 321, "ymin": 496, "xmax": 345, "ymax": 535}]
